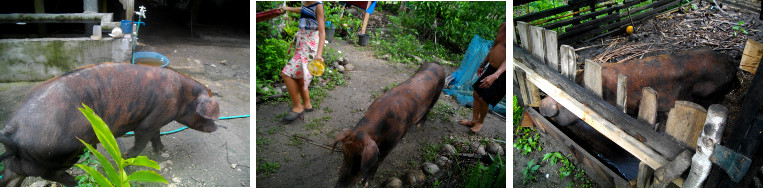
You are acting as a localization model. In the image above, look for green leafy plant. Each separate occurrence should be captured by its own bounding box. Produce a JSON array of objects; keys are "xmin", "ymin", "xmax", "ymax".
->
[
  {"xmin": 732, "ymin": 21, "xmax": 748, "ymax": 36},
  {"xmin": 75, "ymin": 104, "xmax": 167, "ymax": 186},
  {"xmin": 542, "ymin": 152, "xmax": 564, "ymax": 166},
  {"xmin": 465, "ymin": 154, "xmax": 506, "ymax": 187},
  {"xmin": 557, "ymin": 155, "xmax": 575, "ymax": 178},
  {"xmin": 421, "ymin": 142, "xmax": 441, "ymax": 163},
  {"xmin": 74, "ymin": 149, "xmax": 98, "ymax": 187},
  {"xmin": 513, "ymin": 95, "xmax": 523, "ymax": 127},
  {"xmin": 257, "ymin": 159, "xmax": 280, "ymax": 176},
  {"xmin": 522, "ymin": 159, "xmax": 540, "ymax": 184},
  {"xmin": 514, "ymin": 128, "xmax": 542, "ymax": 155}
]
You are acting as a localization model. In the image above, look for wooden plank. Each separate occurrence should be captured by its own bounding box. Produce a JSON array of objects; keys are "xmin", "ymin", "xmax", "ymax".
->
[
  {"xmin": 581, "ymin": 0, "xmax": 679, "ymax": 43},
  {"xmin": 561, "ymin": 0, "xmax": 674, "ymax": 42},
  {"xmin": 526, "ymin": 107, "xmax": 629, "ymax": 188},
  {"xmin": 666, "ymin": 101, "xmax": 708, "ymax": 150},
  {"xmin": 560, "ymin": 45, "xmax": 577, "ymax": 81},
  {"xmin": 638, "ymin": 87, "xmax": 658, "ymax": 128},
  {"xmin": 360, "ymin": 3, "xmax": 371, "ymax": 34},
  {"xmin": 583, "ymin": 59, "xmax": 602, "ymax": 98},
  {"xmin": 513, "ymin": 44, "xmax": 686, "ymax": 170},
  {"xmin": 542, "ymin": 0, "xmax": 643, "ymax": 30},
  {"xmin": 544, "ymin": 29, "xmax": 559, "ymax": 72},
  {"xmin": 653, "ymin": 150, "xmax": 693, "ymax": 188},
  {"xmin": 514, "ymin": 0, "xmax": 591, "ymax": 22},
  {"xmin": 616, "ymin": 74, "xmax": 628, "ymax": 113},
  {"xmin": 517, "ymin": 21, "xmax": 532, "ymax": 51},
  {"xmin": 529, "ymin": 25, "xmax": 546, "ymax": 61},
  {"xmin": 684, "ymin": 104, "xmax": 729, "ymax": 188},
  {"xmin": 528, "ymin": 80, "xmax": 542, "ymax": 107},
  {"xmin": 637, "ymin": 162, "xmax": 654, "ymax": 188},
  {"xmin": 706, "ymin": 57, "xmax": 763, "ymax": 187},
  {"xmin": 515, "ymin": 69, "xmax": 532, "ymax": 107},
  {"xmin": 740, "ymin": 39, "xmax": 763, "ymax": 74}
]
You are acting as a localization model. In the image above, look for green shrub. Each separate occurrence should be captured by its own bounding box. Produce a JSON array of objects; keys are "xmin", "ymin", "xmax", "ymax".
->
[
  {"xmin": 256, "ymin": 38, "xmax": 290, "ymax": 84},
  {"xmin": 465, "ymin": 154, "xmax": 506, "ymax": 187},
  {"xmin": 75, "ymin": 104, "xmax": 167, "ymax": 186}
]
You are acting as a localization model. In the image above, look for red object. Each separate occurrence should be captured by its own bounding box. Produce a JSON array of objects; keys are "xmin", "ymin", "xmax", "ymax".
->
[
  {"xmin": 346, "ymin": 1, "xmax": 372, "ymax": 9},
  {"xmin": 256, "ymin": 8, "xmax": 283, "ymax": 23}
]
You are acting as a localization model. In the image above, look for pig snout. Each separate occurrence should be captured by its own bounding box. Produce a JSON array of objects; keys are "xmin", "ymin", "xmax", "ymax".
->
[{"xmin": 540, "ymin": 97, "xmax": 578, "ymax": 126}]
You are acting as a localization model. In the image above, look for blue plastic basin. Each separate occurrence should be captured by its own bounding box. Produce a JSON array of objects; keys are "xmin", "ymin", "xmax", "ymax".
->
[{"xmin": 133, "ymin": 52, "xmax": 169, "ymax": 67}]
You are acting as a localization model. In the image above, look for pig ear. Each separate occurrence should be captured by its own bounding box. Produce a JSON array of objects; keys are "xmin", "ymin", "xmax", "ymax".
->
[
  {"xmin": 359, "ymin": 139, "xmax": 379, "ymax": 175},
  {"xmin": 196, "ymin": 94, "xmax": 220, "ymax": 120},
  {"xmin": 331, "ymin": 128, "xmax": 352, "ymax": 155}
]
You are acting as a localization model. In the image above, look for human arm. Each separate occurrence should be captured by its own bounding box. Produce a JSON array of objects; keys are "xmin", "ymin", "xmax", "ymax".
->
[
  {"xmin": 280, "ymin": 6, "xmax": 301, "ymax": 13},
  {"xmin": 315, "ymin": 4, "xmax": 326, "ymax": 61},
  {"xmin": 479, "ymin": 60, "xmax": 505, "ymax": 88}
]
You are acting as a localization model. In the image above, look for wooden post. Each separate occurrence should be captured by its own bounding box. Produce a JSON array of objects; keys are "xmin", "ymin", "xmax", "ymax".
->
[
  {"xmin": 544, "ymin": 29, "xmax": 559, "ymax": 72},
  {"xmin": 653, "ymin": 150, "xmax": 693, "ymax": 188},
  {"xmin": 616, "ymin": 74, "xmax": 627, "ymax": 113},
  {"xmin": 515, "ymin": 70, "xmax": 532, "ymax": 107},
  {"xmin": 360, "ymin": 2, "xmax": 371, "ymax": 34},
  {"xmin": 529, "ymin": 26, "xmax": 546, "ymax": 63},
  {"xmin": 637, "ymin": 87, "xmax": 658, "ymax": 188},
  {"xmin": 583, "ymin": 59, "xmax": 602, "ymax": 98},
  {"xmin": 560, "ymin": 45, "xmax": 577, "ymax": 81},
  {"xmin": 517, "ymin": 21, "xmax": 532, "ymax": 51},
  {"xmin": 684, "ymin": 104, "xmax": 728, "ymax": 188},
  {"xmin": 638, "ymin": 87, "xmax": 658, "ymax": 129},
  {"xmin": 666, "ymin": 101, "xmax": 708, "ymax": 150},
  {"xmin": 740, "ymin": 39, "xmax": 763, "ymax": 74}
]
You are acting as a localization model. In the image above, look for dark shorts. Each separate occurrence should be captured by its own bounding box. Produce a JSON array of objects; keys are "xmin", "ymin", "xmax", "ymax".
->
[{"xmin": 472, "ymin": 65, "xmax": 506, "ymax": 106}]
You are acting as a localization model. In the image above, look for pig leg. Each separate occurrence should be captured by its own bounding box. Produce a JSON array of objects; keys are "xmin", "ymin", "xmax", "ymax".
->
[
  {"xmin": 150, "ymin": 132, "xmax": 167, "ymax": 153},
  {"xmin": 42, "ymin": 170, "xmax": 76, "ymax": 187},
  {"xmin": 0, "ymin": 169, "xmax": 26, "ymax": 187},
  {"xmin": 126, "ymin": 129, "xmax": 160, "ymax": 158}
]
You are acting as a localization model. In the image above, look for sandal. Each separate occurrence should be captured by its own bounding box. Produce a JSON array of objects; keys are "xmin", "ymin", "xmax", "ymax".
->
[
  {"xmin": 304, "ymin": 107, "xmax": 314, "ymax": 112},
  {"xmin": 283, "ymin": 110, "xmax": 304, "ymax": 121}
]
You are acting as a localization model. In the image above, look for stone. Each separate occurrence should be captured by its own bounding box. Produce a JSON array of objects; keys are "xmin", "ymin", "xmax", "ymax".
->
[
  {"xmin": 337, "ymin": 65, "xmax": 346, "ymax": 73},
  {"xmin": 159, "ymin": 160, "xmax": 174, "ymax": 170},
  {"xmin": 382, "ymin": 54, "xmax": 390, "ymax": 60},
  {"xmin": 338, "ymin": 57, "xmax": 348, "ymax": 65},
  {"xmin": 403, "ymin": 170, "xmax": 426, "ymax": 185},
  {"xmin": 442, "ymin": 144, "xmax": 456, "ymax": 155},
  {"xmin": 231, "ymin": 163, "xmax": 237, "ymax": 169},
  {"xmin": 173, "ymin": 177, "xmax": 182, "ymax": 183},
  {"xmin": 476, "ymin": 145, "xmax": 487, "ymax": 157},
  {"xmin": 487, "ymin": 141, "xmax": 503, "ymax": 156},
  {"xmin": 422, "ymin": 162, "xmax": 439, "ymax": 175},
  {"xmin": 470, "ymin": 142, "xmax": 487, "ymax": 156},
  {"xmin": 436, "ymin": 156, "xmax": 451, "ymax": 167},
  {"xmin": 345, "ymin": 64, "xmax": 354, "ymax": 71},
  {"xmin": 30, "ymin": 181, "xmax": 47, "ymax": 187},
  {"xmin": 383, "ymin": 177, "xmax": 403, "ymax": 188}
]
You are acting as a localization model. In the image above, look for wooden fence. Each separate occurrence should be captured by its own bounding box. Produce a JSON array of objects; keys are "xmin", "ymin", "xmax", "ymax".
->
[
  {"xmin": 512, "ymin": 21, "xmax": 744, "ymax": 187},
  {"xmin": 514, "ymin": 0, "xmax": 680, "ymax": 44}
]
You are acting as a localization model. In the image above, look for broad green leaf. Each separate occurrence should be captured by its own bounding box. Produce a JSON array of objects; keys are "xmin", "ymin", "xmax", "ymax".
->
[
  {"xmin": 75, "ymin": 164, "xmax": 114, "ymax": 187},
  {"xmin": 125, "ymin": 171, "xmax": 169, "ymax": 184},
  {"xmin": 124, "ymin": 156, "xmax": 161, "ymax": 170},
  {"xmin": 79, "ymin": 104, "xmax": 123, "ymax": 168},
  {"xmin": 77, "ymin": 139, "xmax": 119, "ymax": 185}
]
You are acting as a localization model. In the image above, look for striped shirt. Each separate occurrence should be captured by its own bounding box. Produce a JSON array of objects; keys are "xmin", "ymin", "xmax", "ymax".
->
[{"xmin": 299, "ymin": 1, "xmax": 322, "ymax": 30}]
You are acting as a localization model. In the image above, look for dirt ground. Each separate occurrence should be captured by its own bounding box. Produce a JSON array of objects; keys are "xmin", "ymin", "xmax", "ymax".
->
[
  {"xmin": 255, "ymin": 38, "xmax": 507, "ymax": 187},
  {"xmin": 0, "ymin": 10, "xmax": 250, "ymax": 186},
  {"xmin": 514, "ymin": 0, "xmax": 762, "ymax": 187}
]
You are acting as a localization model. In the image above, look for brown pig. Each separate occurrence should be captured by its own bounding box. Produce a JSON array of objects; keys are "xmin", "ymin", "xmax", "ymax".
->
[
  {"xmin": 0, "ymin": 62, "xmax": 219, "ymax": 186},
  {"xmin": 331, "ymin": 62, "xmax": 445, "ymax": 188},
  {"xmin": 541, "ymin": 49, "xmax": 737, "ymax": 126}
]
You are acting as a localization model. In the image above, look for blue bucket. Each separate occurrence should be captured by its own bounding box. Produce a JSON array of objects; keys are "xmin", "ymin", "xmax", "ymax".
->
[
  {"xmin": 120, "ymin": 20, "xmax": 133, "ymax": 34},
  {"xmin": 133, "ymin": 52, "xmax": 169, "ymax": 67}
]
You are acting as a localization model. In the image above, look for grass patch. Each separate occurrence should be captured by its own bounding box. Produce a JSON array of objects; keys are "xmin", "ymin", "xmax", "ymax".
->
[
  {"xmin": 257, "ymin": 159, "xmax": 280, "ymax": 176},
  {"xmin": 286, "ymin": 133, "xmax": 306, "ymax": 149},
  {"xmin": 421, "ymin": 142, "xmax": 441, "ymax": 163},
  {"xmin": 274, "ymin": 112, "xmax": 287, "ymax": 122},
  {"xmin": 268, "ymin": 126, "xmax": 283, "ymax": 135},
  {"xmin": 306, "ymin": 116, "xmax": 332, "ymax": 130},
  {"xmin": 428, "ymin": 102, "xmax": 457, "ymax": 122}
]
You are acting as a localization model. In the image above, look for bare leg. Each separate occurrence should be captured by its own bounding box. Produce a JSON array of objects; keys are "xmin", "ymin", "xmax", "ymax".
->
[
  {"xmin": 282, "ymin": 73, "xmax": 305, "ymax": 113},
  {"xmin": 471, "ymin": 92, "xmax": 489, "ymax": 133},
  {"xmin": 296, "ymin": 78, "xmax": 312, "ymax": 109},
  {"xmin": 460, "ymin": 92, "xmax": 481, "ymax": 127}
]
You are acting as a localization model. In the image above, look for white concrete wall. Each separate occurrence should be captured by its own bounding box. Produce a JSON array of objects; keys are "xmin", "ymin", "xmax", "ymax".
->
[{"xmin": 0, "ymin": 37, "xmax": 131, "ymax": 82}]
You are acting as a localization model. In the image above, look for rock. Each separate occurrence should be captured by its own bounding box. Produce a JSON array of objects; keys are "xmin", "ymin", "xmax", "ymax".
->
[
  {"xmin": 337, "ymin": 65, "xmax": 346, "ymax": 73},
  {"xmin": 333, "ymin": 61, "xmax": 340, "ymax": 68},
  {"xmin": 231, "ymin": 163, "xmax": 237, "ymax": 169},
  {"xmin": 487, "ymin": 142, "xmax": 503, "ymax": 156},
  {"xmin": 345, "ymin": 64, "xmax": 355, "ymax": 71},
  {"xmin": 159, "ymin": 160, "xmax": 174, "ymax": 169},
  {"xmin": 470, "ymin": 142, "xmax": 487, "ymax": 156},
  {"xmin": 342, "ymin": 57, "xmax": 350, "ymax": 65},
  {"xmin": 442, "ymin": 144, "xmax": 456, "ymax": 155},
  {"xmin": 220, "ymin": 60, "xmax": 227, "ymax": 65},
  {"xmin": 30, "ymin": 181, "xmax": 47, "ymax": 187},
  {"xmin": 453, "ymin": 141, "xmax": 469, "ymax": 153},
  {"xmin": 422, "ymin": 162, "xmax": 439, "ymax": 175},
  {"xmin": 338, "ymin": 57, "xmax": 348, "ymax": 65},
  {"xmin": 477, "ymin": 145, "xmax": 487, "ymax": 157},
  {"xmin": 383, "ymin": 177, "xmax": 403, "ymax": 188},
  {"xmin": 382, "ymin": 54, "xmax": 390, "ymax": 60},
  {"xmin": 173, "ymin": 177, "xmax": 182, "ymax": 183},
  {"xmin": 260, "ymin": 87, "xmax": 270, "ymax": 94},
  {"xmin": 273, "ymin": 87, "xmax": 283, "ymax": 94},
  {"xmin": 403, "ymin": 170, "xmax": 426, "ymax": 185},
  {"xmin": 436, "ymin": 156, "xmax": 452, "ymax": 167}
]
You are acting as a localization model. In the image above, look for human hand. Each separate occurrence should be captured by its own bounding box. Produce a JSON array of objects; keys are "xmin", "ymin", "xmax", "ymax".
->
[
  {"xmin": 315, "ymin": 55, "xmax": 323, "ymax": 62},
  {"xmin": 476, "ymin": 67, "xmax": 485, "ymax": 77},
  {"xmin": 479, "ymin": 73, "xmax": 498, "ymax": 88}
]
